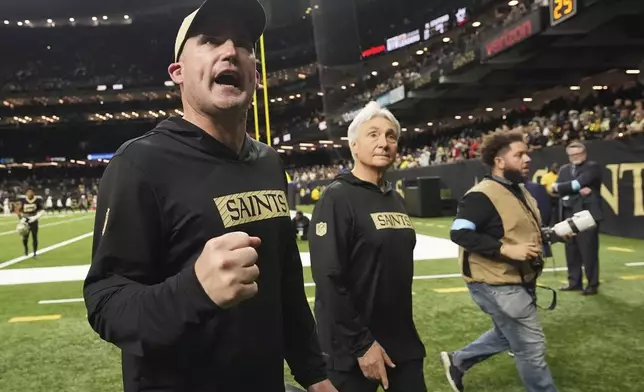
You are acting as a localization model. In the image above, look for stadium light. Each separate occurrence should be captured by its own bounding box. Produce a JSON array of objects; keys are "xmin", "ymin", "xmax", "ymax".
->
[
  {"xmin": 270, "ymin": 98, "xmax": 275, "ymax": 103},
  {"xmin": 164, "ymin": 80, "xmax": 175, "ymax": 87},
  {"xmin": 523, "ymin": 97, "xmax": 533, "ymax": 102},
  {"xmin": 319, "ymin": 140, "xmax": 333, "ymax": 144},
  {"xmin": 298, "ymin": 73, "xmax": 306, "ymax": 79},
  {"xmin": 17, "ymin": 21, "xmax": 23, "ymax": 26},
  {"xmin": 112, "ymin": 84, "xmax": 123, "ymax": 90},
  {"xmin": 350, "ymin": 83, "xmax": 355, "ymax": 87},
  {"xmin": 592, "ymin": 85, "xmax": 603, "ymax": 90},
  {"xmin": 455, "ymin": 115, "xmax": 462, "ymax": 120},
  {"xmin": 472, "ymin": 21, "xmax": 481, "ymax": 27},
  {"xmin": 96, "ymin": 85, "xmax": 107, "ymax": 91},
  {"xmin": 486, "ymin": 107, "xmax": 494, "ymax": 112},
  {"xmin": 371, "ymin": 71, "xmax": 378, "ymax": 76},
  {"xmin": 442, "ymin": 37, "xmax": 451, "ymax": 43},
  {"xmin": 503, "ymin": 115, "xmax": 507, "ymax": 119},
  {"xmin": 296, "ymin": 93, "xmax": 301, "ymax": 98},
  {"xmin": 102, "ymin": 16, "xmax": 108, "ymax": 20},
  {"xmin": 341, "ymin": 86, "xmax": 347, "ymax": 90},
  {"xmin": 69, "ymin": 17, "xmax": 75, "ymax": 22},
  {"xmin": 281, "ymin": 146, "xmax": 293, "ymax": 150},
  {"xmin": 333, "ymin": 144, "xmax": 342, "ymax": 148},
  {"xmin": 277, "ymin": 149, "xmax": 285, "ymax": 153},
  {"xmin": 124, "ymin": 15, "xmax": 130, "ymax": 20},
  {"xmin": 277, "ymin": 97, "xmax": 283, "ymax": 101},
  {"xmin": 47, "ymin": 19, "xmax": 53, "ymax": 24},
  {"xmin": 402, "ymin": 127, "xmax": 407, "ymax": 132},
  {"xmin": 570, "ymin": 85, "xmax": 581, "ymax": 90},
  {"xmin": 416, "ymin": 50, "xmax": 424, "ymax": 55},
  {"xmin": 468, "ymin": 115, "xmax": 474, "ymax": 120},
  {"xmin": 3, "ymin": 20, "xmax": 9, "ymax": 25},
  {"xmin": 24, "ymin": 20, "xmax": 31, "ymax": 24},
  {"xmin": 626, "ymin": 69, "xmax": 640, "ymax": 75},
  {"xmin": 300, "ymin": 147, "xmax": 308, "ymax": 151},
  {"xmin": 158, "ymin": 110, "xmax": 166, "ymax": 116},
  {"xmin": 300, "ymin": 143, "xmax": 315, "ymax": 147},
  {"xmin": 92, "ymin": 16, "xmax": 98, "ymax": 21},
  {"xmin": 341, "ymin": 137, "xmax": 349, "ymax": 141},
  {"xmin": 414, "ymin": 128, "xmax": 421, "ymax": 132},
  {"xmin": 289, "ymin": 95, "xmax": 295, "ymax": 99},
  {"xmin": 427, "ymin": 122, "xmax": 433, "ymax": 126},
  {"xmin": 77, "ymin": 160, "xmax": 86, "ymax": 165},
  {"xmin": 392, "ymin": 61, "xmax": 399, "ymax": 67},
  {"xmin": 508, "ymin": 0, "xmax": 519, "ymax": 6},
  {"xmin": 317, "ymin": 91, "xmax": 324, "ymax": 96}
]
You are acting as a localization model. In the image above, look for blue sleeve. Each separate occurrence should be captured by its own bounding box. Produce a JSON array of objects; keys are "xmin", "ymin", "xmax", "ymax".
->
[{"xmin": 451, "ymin": 219, "xmax": 476, "ymax": 231}]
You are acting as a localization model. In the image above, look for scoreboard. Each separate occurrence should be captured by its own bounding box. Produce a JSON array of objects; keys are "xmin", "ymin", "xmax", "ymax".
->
[{"xmin": 550, "ymin": 0, "xmax": 578, "ymax": 26}]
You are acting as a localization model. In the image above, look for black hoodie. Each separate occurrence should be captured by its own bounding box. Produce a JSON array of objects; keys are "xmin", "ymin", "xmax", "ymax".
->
[
  {"xmin": 308, "ymin": 172, "xmax": 426, "ymax": 371},
  {"xmin": 84, "ymin": 117, "xmax": 326, "ymax": 392}
]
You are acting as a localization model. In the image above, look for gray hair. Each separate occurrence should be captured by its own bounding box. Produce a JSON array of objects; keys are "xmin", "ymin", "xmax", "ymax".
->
[
  {"xmin": 566, "ymin": 141, "xmax": 586, "ymax": 151},
  {"xmin": 347, "ymin": 101, "xmax": 401, "ymax": 146}
]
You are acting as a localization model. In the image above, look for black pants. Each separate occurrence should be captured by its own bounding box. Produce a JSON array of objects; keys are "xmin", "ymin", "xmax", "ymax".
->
[
  {"xmin": 564, "ymin": 224, "xmax": 600, "ymax": 288},
  {"xmin": 23, "ymin": 221, "xmax": 39, "ymax": 255},
  {"xmin": 327, "ymin": 360, "xmax": 426, "ymax": 392}
]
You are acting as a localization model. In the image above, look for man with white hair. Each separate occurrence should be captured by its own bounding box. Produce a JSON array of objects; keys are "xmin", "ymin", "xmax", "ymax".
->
[{"xmin": 309, "ymin": 101, "xmax": 427, "ymax": 391}]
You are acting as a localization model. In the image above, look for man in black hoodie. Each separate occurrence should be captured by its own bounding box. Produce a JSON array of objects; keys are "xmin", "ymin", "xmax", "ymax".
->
[
  {"xmin": 83, "ymin": 1, "xmax": 335, "ymax": 391},
  {"xmin": 309, "ymin": 102, "xmax": 426, "ymax": 392}
]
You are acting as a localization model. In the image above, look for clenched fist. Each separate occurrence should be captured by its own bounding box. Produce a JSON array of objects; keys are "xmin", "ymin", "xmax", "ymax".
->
[
  {"xmin": 194, "ymin": 232, "xmax": 261, "ymax": 309},
  {"xmin": 501, "ymin": 243, "xmax": 540, "ymax": 261}
]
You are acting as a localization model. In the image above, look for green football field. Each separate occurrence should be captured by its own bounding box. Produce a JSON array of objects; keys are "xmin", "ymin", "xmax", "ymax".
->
[{"xmin": 0, "ymin": 208, "xmax": 643, "ymax": 392}]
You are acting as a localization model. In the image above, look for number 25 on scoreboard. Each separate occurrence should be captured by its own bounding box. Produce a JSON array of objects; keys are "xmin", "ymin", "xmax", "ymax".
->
[{"xmin": 550, "ymin": 0, "xmax": 577, "ymax": 26}]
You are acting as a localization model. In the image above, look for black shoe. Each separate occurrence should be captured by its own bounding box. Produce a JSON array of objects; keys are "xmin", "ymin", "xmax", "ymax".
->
[
  {"xmin": 560, "ymin": 285, "xmax": 582, "ymax": 292},
  {"xmin": 440, "ymin": 352, "xmax": 465, "ymax": 392},
  {"xmin": 582, "ymin": 287, "xmax": 598, "ymax": 296}
]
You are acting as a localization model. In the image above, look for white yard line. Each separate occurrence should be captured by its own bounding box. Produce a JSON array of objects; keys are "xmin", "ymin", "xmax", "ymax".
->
[
  {"xmin": 0, "ymin": 215, "xmax": 93, "ymax": 237},
  {"xmin": 0, "ymin": 232, "xmax": 93, "ymax": 269},
  {"xmin": 39, "ymin": 298, "xmax": 84, "ymax": 304},
  {"xmin": 626, "ymin": 262, "xmax": 644, "ymax": 267}
]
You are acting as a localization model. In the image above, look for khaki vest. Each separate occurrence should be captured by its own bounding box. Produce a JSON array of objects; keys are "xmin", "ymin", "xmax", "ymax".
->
[{"xmin": 459, "ymin": 179, "xmax": 543, "ymax": 285}]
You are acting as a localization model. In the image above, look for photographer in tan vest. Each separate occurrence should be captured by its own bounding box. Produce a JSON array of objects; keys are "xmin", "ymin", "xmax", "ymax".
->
[{"xmin": 439, "ymin": 131, "xmax": 558, "ymax": 392}]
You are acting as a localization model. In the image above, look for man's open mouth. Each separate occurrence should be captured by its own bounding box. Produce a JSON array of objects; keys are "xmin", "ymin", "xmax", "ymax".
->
[{"xmin": 214, "ymin": 71, "xmax": 242, "ymax": 88}]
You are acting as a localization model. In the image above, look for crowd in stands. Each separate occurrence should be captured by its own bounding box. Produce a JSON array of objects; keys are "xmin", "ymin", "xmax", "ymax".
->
[
  {"xmin": 326, "ymin": 0, "xmax": 540, "ymax": 117},
  {"xmin": 0, "ymin": 12, "xmax": 315, "ymax": 94},
  {"xmin": 286, "ymin": 87, "xmax": 644, "ymax": 186},
  {"xmin": 0, "ymin": 168, "xmax": 100, "ymax": 203}
]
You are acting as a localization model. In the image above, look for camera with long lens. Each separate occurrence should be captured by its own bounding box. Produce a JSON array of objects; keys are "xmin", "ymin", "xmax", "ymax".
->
[{"xmin": 542, "ymin": 210, "xmax": 597, "ymax": 244}]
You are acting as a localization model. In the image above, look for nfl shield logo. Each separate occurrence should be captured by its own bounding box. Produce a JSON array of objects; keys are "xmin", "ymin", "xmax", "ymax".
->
[{"xmin": 316, "ymin": 222, "xmax": 327, "ymax": 237}]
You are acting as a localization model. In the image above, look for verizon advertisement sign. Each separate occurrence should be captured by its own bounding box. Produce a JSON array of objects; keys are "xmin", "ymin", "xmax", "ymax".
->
[{"xmin": 481, "ymin": 9, "xmax": 544, "ymax": 60}]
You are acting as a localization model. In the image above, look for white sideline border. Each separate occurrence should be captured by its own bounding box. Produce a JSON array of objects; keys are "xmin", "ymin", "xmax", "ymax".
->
[{"xmin": 38, "ymin": 267, "xmax": 572, "ymax": 303}]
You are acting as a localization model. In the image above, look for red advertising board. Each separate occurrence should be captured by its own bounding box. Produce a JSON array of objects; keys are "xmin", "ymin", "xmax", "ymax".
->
[{"xmin": 481, "ymin": 9, "xmax": 544, "ymax": 60}]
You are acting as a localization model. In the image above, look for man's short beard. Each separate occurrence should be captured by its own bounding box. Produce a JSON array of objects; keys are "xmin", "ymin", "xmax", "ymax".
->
[{"xmin": 504, "ymin": 168, "xmax": 527, "ymax": 184}]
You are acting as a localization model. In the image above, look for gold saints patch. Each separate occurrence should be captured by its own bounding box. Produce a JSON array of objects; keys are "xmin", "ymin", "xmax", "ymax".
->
[
  {"xmin": 370, "ymin": 212, "xmax": 413, "ymax": 230},
  {"xmin": 214, "ymin": 190, "xmax": 290, "ymax": 228},
  {"xmin": 316, "ymin": 222, "xmax": 327, "ymax": 237}
]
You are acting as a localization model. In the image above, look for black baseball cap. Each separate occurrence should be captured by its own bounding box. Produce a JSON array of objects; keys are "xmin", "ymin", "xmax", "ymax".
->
[{"xmin": 174, "ymin": 0, "xmax": 267, "ymax": 62}]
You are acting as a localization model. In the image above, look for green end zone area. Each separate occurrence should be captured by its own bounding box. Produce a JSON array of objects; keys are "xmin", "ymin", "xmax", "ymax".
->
[{"xmin": 0, "ymin": 211, "xmax": 643, "ymax": 391}]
